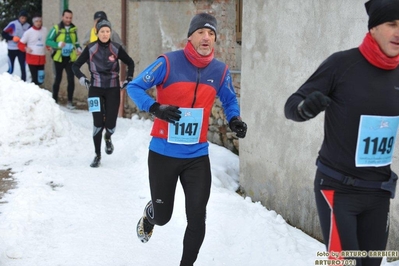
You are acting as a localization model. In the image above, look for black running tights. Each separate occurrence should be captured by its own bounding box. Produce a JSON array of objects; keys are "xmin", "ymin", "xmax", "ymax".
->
[
  {"xmin": 147, "ymin": 150, "xmax": 211, "ymax": 266},
  {"xmin": 89, "ymin": 87, "xmax": 120, "ymax": 156},
  {"xmin": 8, "ymin": 49, "xmax": 26, "ymax": 81},
  {"xmin": 314, "ymin": 170, "xmax": 390, "ymax": 266},
  {"xmin": 52, "ymin": 58, "xmax": 74, "ymax": 102},
  {"xmin": 28, "ymin": 64, "xmax": 44, "ymax": 85}
]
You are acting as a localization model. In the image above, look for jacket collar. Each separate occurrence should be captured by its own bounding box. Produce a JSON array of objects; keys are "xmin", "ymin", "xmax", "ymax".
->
[{"xmin": 58, "ymin": 21, "xmax": 76, "ymax": 30}]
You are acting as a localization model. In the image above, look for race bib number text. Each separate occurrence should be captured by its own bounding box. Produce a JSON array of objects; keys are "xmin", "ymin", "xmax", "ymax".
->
[
  {"xmin": 167, "ymin": 108, "xmax": 203, "ymax": 144},
  {"xmin": 355, "ymin": 115, "xmax": 399, "ymax": 167},
  {"xmin": 87, "ymin": 97, "xmax": 101, "ymax": 112}
]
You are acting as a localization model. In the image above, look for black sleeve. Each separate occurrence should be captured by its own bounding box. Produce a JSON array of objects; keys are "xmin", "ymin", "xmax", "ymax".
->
[
  {"xmin": 1, "ymin": 30, "xmax": 12, "ymax": 41},
  {"xmin": 284, "ymin": 53, "xmax": 339, "ymax": 122},
  {"xmin": 118, "ymin": 46, "xmax": 135, "ymax": 78},
  {"xmin": 71, "ymin": 46, "xmax": 90, "ymax": 79},
  {"xmin": 284, "ymin": 93, "xmax": 307, "ymax": 122}
]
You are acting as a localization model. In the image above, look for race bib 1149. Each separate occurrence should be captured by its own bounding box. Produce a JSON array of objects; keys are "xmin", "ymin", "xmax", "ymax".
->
[{"xmin": 355, "ymin": 115, "xmax": 399, "ymax": 167}]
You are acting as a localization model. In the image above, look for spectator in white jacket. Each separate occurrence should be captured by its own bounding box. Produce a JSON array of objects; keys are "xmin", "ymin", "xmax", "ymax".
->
[{"xmin": 18, "ymin": 14, "xmax": 48, "ymax": 85}]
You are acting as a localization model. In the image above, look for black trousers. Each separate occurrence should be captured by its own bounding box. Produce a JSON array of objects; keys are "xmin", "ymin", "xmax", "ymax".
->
[
  {"xmin": 52, "ymin": 57, "xmax": 75, "ymax": 102},
  {"xmin": 147, "ymin": 151, "xmax": 212, "ymax": 266},
  {"xmin": 8, "ymin": 49, "xmax": 26, "ymax": 81},
  {"xmin": 314, "ymin": 170, "xmax": 390, "ymax": 266},
  {"xmin": 88, "ymin": 87, "xmax": 120, "ymax": 156},
  {"xmin": 28, "ymin": 64, "xmax": 45, "ymax": 85}
]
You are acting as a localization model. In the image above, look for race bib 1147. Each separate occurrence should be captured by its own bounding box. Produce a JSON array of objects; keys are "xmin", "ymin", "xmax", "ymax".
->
[{"xmin": 167, "ymin": 108, "xmax": 203, "ymax": 144}]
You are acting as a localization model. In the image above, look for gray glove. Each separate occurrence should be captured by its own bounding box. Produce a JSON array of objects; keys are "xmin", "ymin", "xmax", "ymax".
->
[
  {"xmin": 79, "ymin": 77, "xmax": 90, "ymax": 89},
  {"xmin": 121, "ymin": 76, "xmax": 133, "ymax": 90}
]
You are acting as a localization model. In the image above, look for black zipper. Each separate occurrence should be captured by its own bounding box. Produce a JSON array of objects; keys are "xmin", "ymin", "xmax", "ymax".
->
[{"xmin": 191, "ymin": 68, "xmax": 200, "ymax": 108}]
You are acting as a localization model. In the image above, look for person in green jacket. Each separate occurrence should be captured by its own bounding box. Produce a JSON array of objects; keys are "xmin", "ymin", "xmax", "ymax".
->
[{"xmin": 46, "ymin": 9, "xmax": 82, "ymax": 109}]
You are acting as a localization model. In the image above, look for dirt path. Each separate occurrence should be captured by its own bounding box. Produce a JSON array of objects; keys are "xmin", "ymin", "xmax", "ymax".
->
[{"xmin": 0, "ymin": 168, "xmax": 16, "ymax": 204}]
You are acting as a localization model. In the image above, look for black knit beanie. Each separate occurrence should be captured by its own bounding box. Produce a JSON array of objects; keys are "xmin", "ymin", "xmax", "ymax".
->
[
  {"xmin": 365, "ymin": 0, "xmax": 399, "ymax": 30},
  {"xmin": 94, "ymin": 11, "xmax": 107, "ymax": 20},
  {"xmin": 187, "ymin": 13, "xmax": 217, "ymax": 40},
  {"xmin": 18, "ymin": 10, "xmax": 28, "ymax": 18},
  {"xmin": 96, "ymin": 19, "xmax": 112, "ymax": 31}
]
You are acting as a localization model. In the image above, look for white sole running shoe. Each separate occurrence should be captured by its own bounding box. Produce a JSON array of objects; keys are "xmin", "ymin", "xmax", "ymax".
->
[{"xmin": 136, "ymin": 201, "xmax": 154, "ymax": 243}]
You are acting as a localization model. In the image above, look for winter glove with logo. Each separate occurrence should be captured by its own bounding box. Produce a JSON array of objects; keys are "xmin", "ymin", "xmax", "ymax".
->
[
  {"xmin": 121, "ymin": 76, "xmax": 133, "ymax": 90},
  {"xmin": 149, "ymin": 102, "xmax": 182, "ymax": 123},
  {"xmin": 297, "ymin": 91, "xmax": 331, "ymax": 120},
  {"xmin": 79, "ymin": 77, "xmax": 91, "ymax": 89},
  {"xmin": 229, "ymin": 116, "xmax": 247, "ymax": 138}
]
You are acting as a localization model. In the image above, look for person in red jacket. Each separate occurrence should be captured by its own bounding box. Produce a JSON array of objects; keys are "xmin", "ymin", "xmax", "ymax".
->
[
  {"xmin": 18, "ymin": 14, "xmax": 48, "ymax": 86},
  {"xmin": 127, "ymin": 13, "xmax": 247, "ymax": 266}
]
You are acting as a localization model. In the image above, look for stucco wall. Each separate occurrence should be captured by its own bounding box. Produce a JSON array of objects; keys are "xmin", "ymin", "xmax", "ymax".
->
[
  {"xmin": 42, "ymin": 0, "xmax": 242, "ymax": 153},
  {"xmin": 42, "ymin": 0, "xmax": 123, "ymax": 103},
  {"xmin": 240, "ymin": 0, "xmax": 399, "ymax": 250},
  {"xmin": 42, "ymin": 0, "xmax": 240, "ymax": 100},
  {"xmin": 43, "ymin": 0, "xmax": 241, "ymax": 153}
]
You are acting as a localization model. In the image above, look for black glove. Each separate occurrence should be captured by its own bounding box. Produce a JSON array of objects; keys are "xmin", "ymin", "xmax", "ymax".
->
[
  {"xmin": 229, "ymin": 116, "xmax": 247, "ymax": 138},
  {"xmin": 149, "ymin": 102, "xmax": 182, "ymax": 123},
  {"xmin": 121, "ymin": 76, "xmax": 133, "ymax": 90},
  {"xmin": 298, "ymin": 91, "xmax": 331, "ymax": 120}
]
